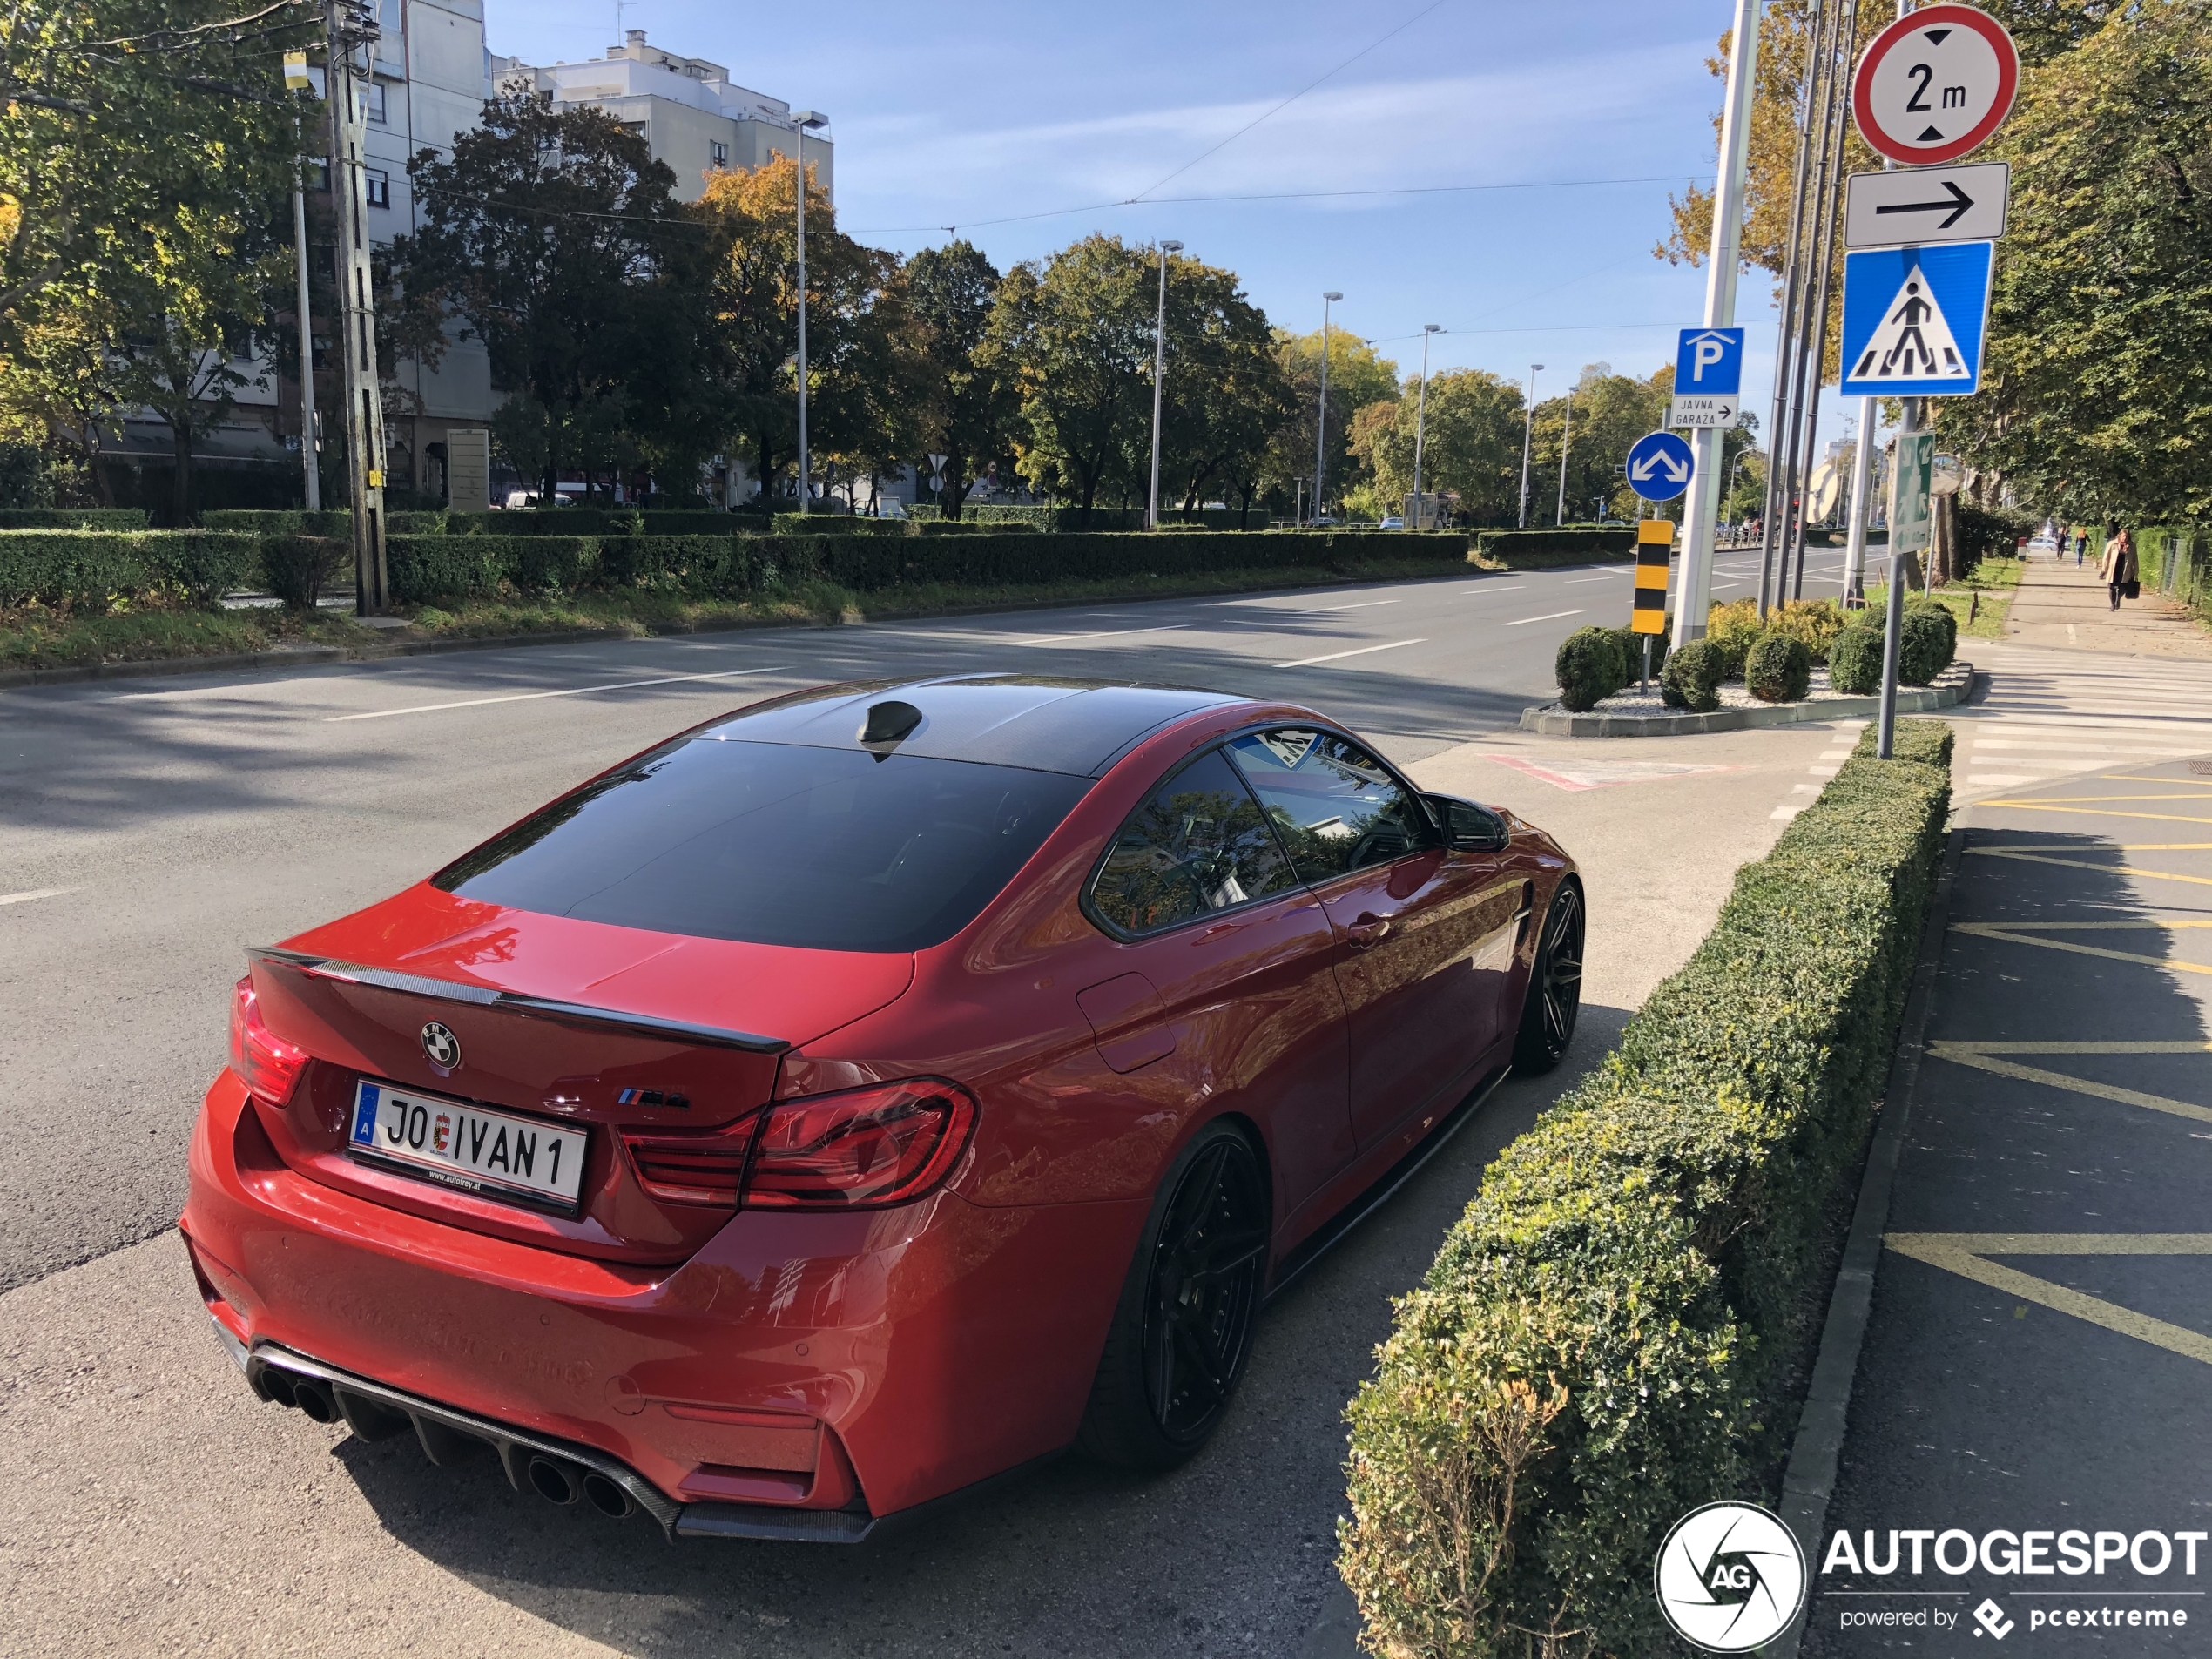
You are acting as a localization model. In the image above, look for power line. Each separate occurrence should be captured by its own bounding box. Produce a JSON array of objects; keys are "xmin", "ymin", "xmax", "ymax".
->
[
  {"xmin": 1128, "ymin": 0, "xmax": 1453, "ymax": 202},
  {"xmin": 849, "ymin": 174, "xmax": 1688, "ymax": 237}
]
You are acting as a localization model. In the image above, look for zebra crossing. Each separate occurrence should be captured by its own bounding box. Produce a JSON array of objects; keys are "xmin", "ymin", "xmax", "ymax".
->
[{"xmin": 1948, "ymin": 643, "xmax": 2212, "ymax": 797}]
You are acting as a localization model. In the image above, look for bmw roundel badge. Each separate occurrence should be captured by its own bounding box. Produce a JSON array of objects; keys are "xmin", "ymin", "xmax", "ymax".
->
[{"xmin": 421, "ymin": 1021, "xmax": 462, "ymax": 1070}]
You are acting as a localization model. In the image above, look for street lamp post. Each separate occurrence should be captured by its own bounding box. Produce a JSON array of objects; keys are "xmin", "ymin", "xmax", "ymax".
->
[
  {"xmin": 1147, "ymin": 239, "xmax": 1182, "ymax": 529},
  {"xmin": 1517, "ymin": 364, "xmax": 1544, "ymax": 529},
  {"xmin": 1314, "ymin": 292, "xmax": 1340, "ymax": 526},
  {"xmin": 790, "ymin": 109, "xmax": 827, "ymax": 515},
  {"xmin": 1411, "ymin": 324, "xmax": 1440, "ymax": 528},
  {"xmin": 1555, "ymin": 379, "xmax": 1575, "ymax": 526}
]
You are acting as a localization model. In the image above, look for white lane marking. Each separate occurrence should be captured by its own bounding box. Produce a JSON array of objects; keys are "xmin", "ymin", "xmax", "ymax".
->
[
  {"xmin": 1966, "ymin": 773, "xmax": 2057, "ymax": 786},
  {"xmin": 0, "ymin": 886, "xmax": 80, "ymax": 907},
  {"xmin": 1271, "ymin": 638, "xmax": 1428, "ymax": 670},
  {"xmin": 1459, "ymin": 585, "xmax": 1527, "ymax": 596},
  {"xmin": 1564, "ymin": 577, "xmax": 1615, "ymax": 584},
  {"xmin": 326, "ymin": 666, "xmax": 785, "ymax": 723},
  {"xmin": 1297, "ymin": 597, "xmax": 1401, "ymax": 612},
  {"xmin": 1771, "ymin": 802, "xmax": 1805, "ymax": 820},
  {"xmin": 1501, "ymin": 610, "xmax": 1583, "ymax": 628},
  {"xmin": 1818, "ymin": 749, "xmax": 1855, "ymax": 759},
  {"xmin": 1807, "ymin": 764, "xmax": 1843, "ymax": 779},
  {"xmin": 1791, "ymin": 783, "xmax": 1821, "ymax": 794}
]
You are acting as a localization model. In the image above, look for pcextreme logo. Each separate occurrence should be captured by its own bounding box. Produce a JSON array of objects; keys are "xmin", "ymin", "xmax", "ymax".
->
[{"xmin": 1656, "ymin": 1502, "xmax": 1810, "ymax": 1652}]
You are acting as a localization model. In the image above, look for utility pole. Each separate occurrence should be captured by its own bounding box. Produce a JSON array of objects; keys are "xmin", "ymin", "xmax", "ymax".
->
[
  {"xmin": 1313, "ymin": 292, "xmax": 1340, "ymax": 526},
  {"xmin": 1517, "ymin": 363, "xmax": 1542, "ymax": 529},
  {"xmin": 326, "ymin": 0, "xmax": 386, "ymax": 611},
  {"xmin": 1147, "ymin": 239, "xmax": 1182, "ymax": 529},
  {"xmin": 790, "ymin": 111, "xmax": 826, "ymax": 515},
  {"xmin": 1672, "ymin": 0, "xmax": 1760, "ymax": 648},
  {"xmin": 1412, "ymin": 324, "xmax": 1440, "ymax": 527},
  {"xmin": 1554, "ymin": 381, "xmax": 1575, "ymax": 526},
  {"xmin": 282, "ymin": 52, "xmax": 320, "ymax": 513}
]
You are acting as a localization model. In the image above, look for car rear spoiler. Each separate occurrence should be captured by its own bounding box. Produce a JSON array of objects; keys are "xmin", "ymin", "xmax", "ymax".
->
[{"xmin": 250, "ymin": 946, "xmax": 789, "ymax": 1055}]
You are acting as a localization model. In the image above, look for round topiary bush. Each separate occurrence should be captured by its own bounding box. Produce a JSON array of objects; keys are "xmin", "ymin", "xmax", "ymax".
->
[
  {"xmin": 1554, "ymin": 625, "xmax": 1629, "ymax": 711},
  {"xmin": 1745, "ymin": 630, "xmax": 1813, "ymax": 702},
  {"xmin": 1826, "ymin": 623, "xmax": 1884, "ymax": 694},
  {"xmin": 1704, "ymin": 598, "xmax": 1763, "ymax": 680},
  {"xmin": 1659, "ymin": 637, "xmax": 1725, "ymax": 713},
  {"xmin": 1899, "ymin": 605, "xmax": 1953, "ymax": 685},
  {"xmin": 1608, "ymin": 624, "xmax": 1668, "ymax": 685},
  {"xmin": 1908, "ymin": 599, "xmax": 1958, "ymax": 667}
]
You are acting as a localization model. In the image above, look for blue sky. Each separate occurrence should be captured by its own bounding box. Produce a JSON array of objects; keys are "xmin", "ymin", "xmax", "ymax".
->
[{"xmin": 492, "ymin": 0, "xmax": 1848, "ymax": 459}]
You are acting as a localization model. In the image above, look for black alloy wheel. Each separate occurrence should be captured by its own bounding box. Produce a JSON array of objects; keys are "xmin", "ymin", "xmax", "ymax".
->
[
  {"xmin": 1077, "ymin": 1123, "xmax": 1269, "ymax": 1468},
  {"xmin": 1512, "ymin": 880, "xmax": 1584, "ymax": 1074}
]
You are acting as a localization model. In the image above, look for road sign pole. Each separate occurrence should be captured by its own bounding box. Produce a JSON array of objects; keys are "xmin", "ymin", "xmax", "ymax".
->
[
  {"xmin": 1876, "ymin": 396, "xmax": 1921, "ymax": 760},
  {"xmin": 1841, "ymin": 395, "xmax": 1877, "ymax": 605},
  {"xmin": 1673, "ymin": 0, "xmax": 1760, "ymax": 649}
]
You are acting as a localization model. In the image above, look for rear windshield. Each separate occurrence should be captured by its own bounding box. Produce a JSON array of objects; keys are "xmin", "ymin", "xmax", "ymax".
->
[{"xmin": 434, "ymin": 738, "xmax": 1092, "ymax": 952}]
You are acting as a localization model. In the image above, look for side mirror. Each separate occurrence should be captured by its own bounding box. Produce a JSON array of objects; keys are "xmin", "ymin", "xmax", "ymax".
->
[{"xmin": 1427, "ymin": 794, "xmax": 1509, "ymax": 853}]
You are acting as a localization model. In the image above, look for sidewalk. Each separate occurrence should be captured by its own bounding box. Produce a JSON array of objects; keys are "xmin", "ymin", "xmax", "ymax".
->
[
  {"xmin": 2002, "ymin": 550, "xmax": 2212, "ymax": 658},
  {"xmin": 1804, "ymin": 752, "xmax": 2212, "ymax": 1653}
]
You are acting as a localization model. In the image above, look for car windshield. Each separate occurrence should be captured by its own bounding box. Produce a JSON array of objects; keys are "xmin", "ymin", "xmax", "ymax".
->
[{"xmin": 433, "ymin": 738, "xmax": 1092, "ymax": 953}]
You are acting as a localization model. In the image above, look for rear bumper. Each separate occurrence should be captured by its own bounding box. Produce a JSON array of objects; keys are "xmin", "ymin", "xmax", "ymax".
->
[{"xmin": 185, "ymin": 1070, "xmax": 1143, "ymax": 1522}]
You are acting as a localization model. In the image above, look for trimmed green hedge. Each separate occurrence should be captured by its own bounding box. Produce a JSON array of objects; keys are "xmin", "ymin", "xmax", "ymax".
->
[
  {"xmin": 0, "ymin": 508, "xmax": 148, "ymax": 530},
  {"xmin": 1340, "ymin": 719, "xmax": 1954, "ymax": 1657},
  {"xmin": 772, "ymin": 514, "xmax": 909, "ymax": 536},
  {"xmin": 381, "ymin": 528, "xmax": 1474, "ymax": 604},
  {"xmin": 212, "ymin": 508, "xmax": 768, "ymax": 538},
  {"xmin": 0, "ymin": 529, "xmax": 262, "ymax": 610},
  {"xmin": 1474, "ymin": 527, "xmax": 1636, "ymax": 561}
]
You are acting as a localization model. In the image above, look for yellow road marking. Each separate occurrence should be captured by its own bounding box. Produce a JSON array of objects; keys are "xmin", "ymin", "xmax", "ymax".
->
[
  {"xmin": 1975, "ymin": 805, "xmax": 2212, "ymax": 826},
  {"xmin": 1885, "ymin": 1234, "xmax": 2212, "ymax": 1368},
  {"xmin": 2097, "ymin": 777, "xmax": 2212, "ymax": 786},
  {"xmin": 1959, "ymin": 919, "xmax": 2212, "ymax": 929},
  {"xmin": 1984, "ymin": 793, "xmax": 2212, "ymax": 806},
  {"xmin": 1925, "ymin": 1042, "xmax": 2212, "ymax": 1125},
  {"xmin": 1949, "ymin": 921, "xmax": 2212, "ymax": 974},
  {"xmin": 1967, "ymin": 847, "xmax": 2212, "ymax": 887}
]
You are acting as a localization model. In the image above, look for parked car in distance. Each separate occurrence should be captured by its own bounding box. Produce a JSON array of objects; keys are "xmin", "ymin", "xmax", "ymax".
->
[
  {"xmin": 1378, "ymin": 516, "xmax": 1404, "ymax": 530},
  {"xmin": 185, "ymin": 675, "xmax": 1583, "ymax": 1541}
]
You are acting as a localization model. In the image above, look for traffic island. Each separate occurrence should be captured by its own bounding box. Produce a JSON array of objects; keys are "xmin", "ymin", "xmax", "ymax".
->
[{"xmin": 1521, "ymin": 658, "xmax": 1973, "ymax": 737}]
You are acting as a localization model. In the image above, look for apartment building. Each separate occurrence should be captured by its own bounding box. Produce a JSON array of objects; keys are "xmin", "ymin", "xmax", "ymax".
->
[{"xmin": 491, "ymin": 31, "xmax": 834, "ymax": 206}]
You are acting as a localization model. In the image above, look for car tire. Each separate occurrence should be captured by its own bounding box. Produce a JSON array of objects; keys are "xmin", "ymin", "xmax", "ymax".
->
[
  {"xmin": 1511, "ymin": 878, "xmax": 1584, "ymax": 1075},
  {"xmin": 1076, "ymin": 1121, "xmax": 1269, "ymax": 1471}
]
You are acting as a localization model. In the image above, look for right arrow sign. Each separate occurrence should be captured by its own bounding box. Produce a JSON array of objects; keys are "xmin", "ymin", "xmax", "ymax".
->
[{"xmin": 1844, "ymin": 161, "xmax": 2010, "ymax": 248}]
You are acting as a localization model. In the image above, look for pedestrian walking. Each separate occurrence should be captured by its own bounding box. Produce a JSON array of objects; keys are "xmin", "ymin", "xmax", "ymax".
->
[
  {"xmin": 2101, "ymin": 522, "xmax": 2136, "ymax": 610},
  {"xmin": 2075, "ymin": 527, "xmax": 2087, "ymax": 566}
]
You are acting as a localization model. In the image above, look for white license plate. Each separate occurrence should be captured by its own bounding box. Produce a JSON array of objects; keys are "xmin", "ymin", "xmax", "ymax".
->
[{"xmin": 347, "ymin": 1081, "xmax": 588, "ymax": 1215}]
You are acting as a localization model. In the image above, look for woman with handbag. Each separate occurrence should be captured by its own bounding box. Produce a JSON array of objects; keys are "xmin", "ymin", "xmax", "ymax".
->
[{"xmin": 2101, "ymin": 522, "xmax": 2138, "ymax": 610}]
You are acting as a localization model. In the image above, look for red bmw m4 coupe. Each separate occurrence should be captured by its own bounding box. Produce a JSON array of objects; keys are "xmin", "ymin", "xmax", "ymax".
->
[{"xmin": 184, "ymin": 675, "xmax": 1582, "ymax": 1541}]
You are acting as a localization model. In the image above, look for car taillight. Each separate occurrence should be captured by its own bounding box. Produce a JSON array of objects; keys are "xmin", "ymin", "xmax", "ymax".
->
[
  {"xmin": 745, "ymin": 1078, "xmax": 977, "ymax": 1210},
  {"xmin": 229, "ymin": 975, "xmax": 309, "ymax": 1107},
  {"xmin": 619, "ymin": 1077, "xmax": 977, "ymax": 1211}
]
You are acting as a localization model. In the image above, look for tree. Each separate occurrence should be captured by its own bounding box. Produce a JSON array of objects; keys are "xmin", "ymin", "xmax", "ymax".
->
[
  {"xmin": 1151, "ymin": 253, "xmax": 1291, "ymax": 525},
  {"xmin": 907, "ymin": 240, "xmax": 1015, "ymax": 520},
  {"xmin": 1939, "ymin": 0, "xmax": 2212, "ymax": 522},
  {"xmin": 691, "ymin": 152, "xmax": 907, "ymax": 509},
  {"xmin": 1347, "ymin": 368, "xmax": 1524, "ymax": 525},
  {"xmin": 0, "ymin": 0, "xmax": 314, "ymax": 340},
  {"xmin": 981, "ymin": 234, "xmax": 1156, "ymax": 523},
  {"xmin": 392, "ymin": 91, "xmax": 698, "ymax": 501},
  {"xmin": 1272, "ymin": 327, "xmax": 1398, "ymax": 516}
]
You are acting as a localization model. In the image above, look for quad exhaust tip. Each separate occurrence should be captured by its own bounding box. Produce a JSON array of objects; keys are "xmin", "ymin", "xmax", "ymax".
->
[{"xmin": 250, "ymin": 1348, "xmax": 663, "ymax": 1528}]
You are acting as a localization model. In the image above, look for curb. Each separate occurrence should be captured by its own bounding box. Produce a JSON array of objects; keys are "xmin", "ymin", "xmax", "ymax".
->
[
  {"xmin": 1769, "ymin": 824, "xmax": 1966, "ymax": 1659},
  {"xmin": 1518, "ymin": 661, "xmax": 1973, "ymax": 737},
  {"xmin": 0, "ymin": 559, "xmax": 1558, "ymax": 694}
]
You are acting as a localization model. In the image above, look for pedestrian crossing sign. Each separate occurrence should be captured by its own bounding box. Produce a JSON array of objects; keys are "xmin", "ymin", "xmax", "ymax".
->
[{"xmin": 1839, "ymin": 240, "xmax": 1993, "ymax": 398}]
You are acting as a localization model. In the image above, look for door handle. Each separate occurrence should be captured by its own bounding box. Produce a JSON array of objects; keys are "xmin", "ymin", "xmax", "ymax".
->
[{"xmin": 1346, "ymin": 915, "xmax": 1393, "ymax": 949}]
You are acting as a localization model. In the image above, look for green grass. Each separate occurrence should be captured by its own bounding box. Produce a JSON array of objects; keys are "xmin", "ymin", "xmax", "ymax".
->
[
  {"xmin": 1866, "ymin": 554, "xmax": 2022, "ymax": 640},
  {"xmin": 0, "ymin": 604, "xmax": 377, "ymax": 671}
]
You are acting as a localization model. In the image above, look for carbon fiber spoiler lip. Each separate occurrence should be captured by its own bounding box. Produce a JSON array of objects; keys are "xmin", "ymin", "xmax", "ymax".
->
[{"xmin": 249, "ymin": 945, "xmax": 791, "ymax": 1055}]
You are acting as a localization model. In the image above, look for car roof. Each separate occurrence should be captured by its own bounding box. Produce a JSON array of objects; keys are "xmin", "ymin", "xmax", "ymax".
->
[{"xmin": 698, "ymin": 675, "xmax": 1251, "ymax": 778}]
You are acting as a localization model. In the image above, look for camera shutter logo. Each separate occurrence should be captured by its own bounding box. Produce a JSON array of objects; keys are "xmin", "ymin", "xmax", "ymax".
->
[
  {"xmin": 421, "ymin": 1022, "xmax": 462, "ymax": 1070},
  {"xmin": 1655, "ymin": 1501, "xmax": 1808, "ymax": 1651}
]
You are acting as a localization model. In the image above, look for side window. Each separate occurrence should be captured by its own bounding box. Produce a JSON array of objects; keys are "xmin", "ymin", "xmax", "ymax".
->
[
  {"xmin": 1225, "ymin": 728, "xmax": 1431, "ymax": 885},
  {"xmin": 1089, "ymin": 748, "xmax": 1297, "ymax": 936}
]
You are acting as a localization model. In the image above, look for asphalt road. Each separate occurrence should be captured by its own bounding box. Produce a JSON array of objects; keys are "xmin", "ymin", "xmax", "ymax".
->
[{"xmin": 0, "ymin": 549, "xmax": 1855, "ymax": 1658}]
